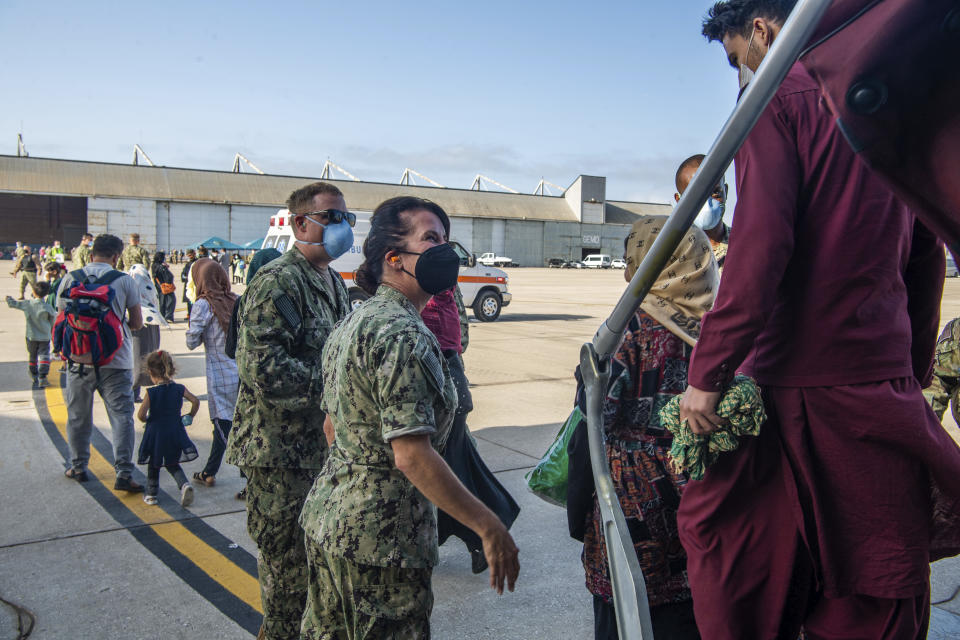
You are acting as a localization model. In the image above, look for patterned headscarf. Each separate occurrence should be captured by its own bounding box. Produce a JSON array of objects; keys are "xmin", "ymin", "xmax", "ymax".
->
[
  {"xmin": 127, "ymin": 264, "xmax": 168, "ymax": 327},
  {"xmin": 192, "ymin": 258, "xmax": 237, "ymax": 332},
  {"xmin": 624, "ymin": 215, "xmax": 719, "ymax": 346}
]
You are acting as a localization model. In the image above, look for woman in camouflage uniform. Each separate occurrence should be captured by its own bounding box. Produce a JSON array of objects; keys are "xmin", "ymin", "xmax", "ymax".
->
[{"xmin": 299, "ymin": 197, "xmax": 520, "ymax": 639}]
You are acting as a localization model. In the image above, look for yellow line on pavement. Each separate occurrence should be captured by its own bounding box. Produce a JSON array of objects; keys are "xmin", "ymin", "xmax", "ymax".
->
[{"xmin": 46, "ymin": 362, "xmax": 262, "ymax": 612}]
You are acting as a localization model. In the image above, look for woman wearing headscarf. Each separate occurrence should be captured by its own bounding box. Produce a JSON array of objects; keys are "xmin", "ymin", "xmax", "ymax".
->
[
  {"xmin": 127, "ymin": 264, "xmax": 167, "ymax": 402},
  {"xmin": 574, "ymin": 215, "xmax": 718, "ymax": 640},
  {"xmin": 185, "ymin": 258, "xmax": 240, "ymax": 487},
  {"xmin": 151, "ymin": 251, "xmax": 176, "ymax": 322}
]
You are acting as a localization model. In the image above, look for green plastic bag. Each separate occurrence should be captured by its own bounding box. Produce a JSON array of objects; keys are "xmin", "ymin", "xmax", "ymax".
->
[{"xmin": 524, "ymin": 407, "xmax": 583, "ymax": 507}]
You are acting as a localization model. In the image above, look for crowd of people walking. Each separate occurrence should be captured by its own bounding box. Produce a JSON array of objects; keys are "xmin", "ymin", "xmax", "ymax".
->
[{"xmin": 5, "ymin": 2, "xmax": 960, "ymax": 638}]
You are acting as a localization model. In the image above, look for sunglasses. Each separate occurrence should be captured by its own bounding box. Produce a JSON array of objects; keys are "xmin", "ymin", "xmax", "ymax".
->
[{"xmin": 302, "ymin": 209, "xmax": 357, "ymax": 227}]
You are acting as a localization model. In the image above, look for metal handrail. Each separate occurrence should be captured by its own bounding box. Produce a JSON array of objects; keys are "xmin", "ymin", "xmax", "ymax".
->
[{"xmin": 579, "ymin": 0, "xmax": 834, "ymax": 637}]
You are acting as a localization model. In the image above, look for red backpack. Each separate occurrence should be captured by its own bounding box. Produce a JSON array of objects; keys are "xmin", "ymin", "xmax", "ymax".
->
[{"xmin": 53, "ymin": 269, "xmax": 126, "ymax": 369}]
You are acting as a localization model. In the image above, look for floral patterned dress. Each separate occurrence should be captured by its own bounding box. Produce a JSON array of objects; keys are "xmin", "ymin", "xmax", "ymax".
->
[{"xmin": 582, "ymin": 311, "xmax": 693, "ymax": 608}]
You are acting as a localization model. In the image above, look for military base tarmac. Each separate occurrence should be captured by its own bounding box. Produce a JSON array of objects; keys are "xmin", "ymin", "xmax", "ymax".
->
[{"xmin": 2, "ymin": 265, "xmax": 960, "ymax": 639}]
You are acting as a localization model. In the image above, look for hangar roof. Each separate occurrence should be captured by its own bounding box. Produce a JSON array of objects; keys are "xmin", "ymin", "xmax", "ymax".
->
[{"xmin": 0, "ymin": 155, "xmax": 671, "ymax": 224}]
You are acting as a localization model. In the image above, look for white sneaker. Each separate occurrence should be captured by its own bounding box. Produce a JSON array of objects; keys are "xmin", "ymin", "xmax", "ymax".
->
[
  {"xmin": 143, "ymin": 494, "xmax": 158, "ymax": 506},
  {"xmin": 180, "ymin": 483, "xmax": 194, "ymax": 507}
]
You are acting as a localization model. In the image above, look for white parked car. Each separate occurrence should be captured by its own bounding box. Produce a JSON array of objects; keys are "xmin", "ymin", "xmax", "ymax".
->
[
  {"xmin": 261, "ymin": 210, "xmax": 511, "ymax": 321},
  {"xmin": 611, "ymin": 258, "xmax": 627, "ymax": 269},
  {"xmin": 582, "ymin": 254, "xmax": 612, "ymax": 269}
]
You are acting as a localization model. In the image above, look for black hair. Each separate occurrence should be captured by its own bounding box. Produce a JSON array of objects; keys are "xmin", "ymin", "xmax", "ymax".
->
[
  {"xmin": 32, "ymin": 280, "xmax": 51, "ymax": 297},
  {"xmin": 675, "ymin": 154, "xmax": 706, "ymax": 192},
  {"xmin": 702, "ymin": 0, "xmax": 796, "ymax": 42},
  {"xmin": 91, "ymin": 234, "xmax": 124, "ymax": 259},
  {"xmin": 355, "ymin": 196, "xmax": 451, "ymax": 296},
  {"xmin": 153, "ymin": 251, "xmax": 165, "ymax": 264},
  {"xmin": 286, "ymin": 181, "xmax": 344, "ymax": 212}
]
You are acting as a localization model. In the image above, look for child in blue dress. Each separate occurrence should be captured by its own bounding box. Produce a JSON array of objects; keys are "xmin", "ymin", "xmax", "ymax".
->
[{"xmin": 136, "ymin": 350, "xmax": 201, "ymax": 506}]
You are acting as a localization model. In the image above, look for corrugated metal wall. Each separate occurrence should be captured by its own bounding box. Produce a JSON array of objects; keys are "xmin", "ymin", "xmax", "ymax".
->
[
  {"xmin": 449, "ymin": 217, "xmax": 474, "ymax": 253},
  {"xmin": 88, "ymin": 197, "xmax": 158, "ymax": 247},
  {"xmin": 82, "ymin": 196, "xmax": 634, "ymax": 260}
]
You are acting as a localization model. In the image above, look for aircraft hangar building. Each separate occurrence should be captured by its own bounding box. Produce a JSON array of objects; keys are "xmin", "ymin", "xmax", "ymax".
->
[{"xmin": 0, "ymin": 155, "xmax": 672, "ymax": 265}]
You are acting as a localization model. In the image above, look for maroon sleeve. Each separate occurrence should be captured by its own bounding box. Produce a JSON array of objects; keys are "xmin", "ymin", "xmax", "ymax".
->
[
  {"xmin": 687, "ymin": 99, "xmax": 801, "ymax": 391},
  {"xmin": 904, "ymin": 218, "xmax": 945, "ymax": 387}
]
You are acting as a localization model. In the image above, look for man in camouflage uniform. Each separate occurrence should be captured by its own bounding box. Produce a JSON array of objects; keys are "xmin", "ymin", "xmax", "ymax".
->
[
  {"xmin": 10, "ymin": 246, "xmax": 39, "ymax": 299},
  {"xmin": 925, "ymin": 318, "xmax": 960, "ymax": 423},
  {"xmin": 675, "ymin": 154, "xmax": 730, "ymax": 271},
  {"xmin": 227, "ymin": 181, "xmax": 350, "ymax": 640},
  {"xmin": 71, "ymin": 233, "xmax": 93, "ymax": 268},
  {"xmin": 116, "ymin": 233, "xmax": 150, "ymax": 271}
]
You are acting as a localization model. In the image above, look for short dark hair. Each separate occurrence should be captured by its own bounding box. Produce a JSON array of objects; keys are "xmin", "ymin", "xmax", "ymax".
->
[
  {"xmin": 675, "ymin": 154, "xmax": 705, "ymax": 192},
  {"xmin": 82, "ymin": 233, "xmax": 93, "ymax": 240},
  {"xmin": 286, "ymin": 182, "xmax": 344, "ymax": 213},
  {"xmin": 355, "ymin": 196, "xmax": 451, "ymax": 296},
  {"xmin": 32, "ymin": 280, "xmax": 51, "ymax": 297},
  {"xmin": 92, "ymin": 234, "xmax": 124, "ymax": 259},
  {"xmin": 702, "ymin": 0, "xmax": 796, "ymax": 42}
]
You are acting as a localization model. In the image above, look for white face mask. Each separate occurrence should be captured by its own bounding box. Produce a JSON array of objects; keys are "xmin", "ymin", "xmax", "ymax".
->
[{"xmin": 738, "ymin": 27, "xmax": 758, "ymax": 90}]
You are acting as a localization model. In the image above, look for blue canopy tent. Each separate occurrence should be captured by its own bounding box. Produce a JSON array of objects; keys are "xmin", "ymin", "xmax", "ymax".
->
[
  {"xmin": 186, "ymin": 236, "xmax": 245, "ymax": 250},
  {"xmin": 242, "ymin": 238, "xmax": 264, "ymax": 250}
]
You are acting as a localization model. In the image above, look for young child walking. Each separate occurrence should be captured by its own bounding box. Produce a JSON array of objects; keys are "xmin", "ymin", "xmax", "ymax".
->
[
  {"xmin": 6, "ymin": 281, "xmax": 56, "ymax": 388},
  {"xmin": 136, "ymin": 350, "xmax": 201, "ymax": 506}
]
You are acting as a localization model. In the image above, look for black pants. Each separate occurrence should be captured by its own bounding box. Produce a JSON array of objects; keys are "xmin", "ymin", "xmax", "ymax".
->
[
  {"xmin": 202, "ymin": 418, "xmax": 232, "ymax": 476},
  {"xmin": 146, "ymin": 463, "xmax": 188, "ymax": 497},
  {"xmin": 26, "ymin": 339, "xmax": 50, "ymax": 377},
  {"xmin": 593, "ymin": 595, "xmax": 701, "ymax": 640},
  {"xmin": 158, "ymin": 293, "xmax": 175, "ymax": 322}
]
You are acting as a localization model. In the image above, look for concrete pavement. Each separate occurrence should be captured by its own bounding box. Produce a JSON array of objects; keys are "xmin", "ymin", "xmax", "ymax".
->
[{"xmin": 1, "ymin": 266, "xmax": 959, "ymax": 638}]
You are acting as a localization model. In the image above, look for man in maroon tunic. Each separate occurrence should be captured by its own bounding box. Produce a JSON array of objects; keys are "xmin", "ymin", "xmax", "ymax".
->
[{"xmin": 677, "ymin": 1, "xmax": 960, "ymax": 637}]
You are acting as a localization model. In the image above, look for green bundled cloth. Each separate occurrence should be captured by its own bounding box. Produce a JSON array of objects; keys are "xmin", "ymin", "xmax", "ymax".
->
[{"xmin": 659, "ymin": 375, "xmax": 766, "ymax": 481}]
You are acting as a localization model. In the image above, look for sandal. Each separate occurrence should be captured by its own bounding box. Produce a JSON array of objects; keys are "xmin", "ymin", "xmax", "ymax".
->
[
  {"xmin": 64, "ymin": 468, "xmax": 89, "ymax": 483},
  {"xmin": 193, "ymin": 471, "xmax": 216, "ymax": 487}
]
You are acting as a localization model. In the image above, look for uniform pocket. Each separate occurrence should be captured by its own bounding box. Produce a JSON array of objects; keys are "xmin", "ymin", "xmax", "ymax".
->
[
  {"xmin": 353, "ymin": 570, "xmax": 432, "ymax": 635},
  {"xmin": 302, "ymin": 318, "xmax": 332, "ymax": 354}
]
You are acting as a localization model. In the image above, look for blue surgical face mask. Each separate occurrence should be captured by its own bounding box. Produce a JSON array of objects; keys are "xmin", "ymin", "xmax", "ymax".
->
[
  {"xmin": 296, "ymin": 216, "xmax": 355, "ymax": 260},
  {"xmin": 694, "ymin": 197, "xmax": 725, "ymax": 231}
]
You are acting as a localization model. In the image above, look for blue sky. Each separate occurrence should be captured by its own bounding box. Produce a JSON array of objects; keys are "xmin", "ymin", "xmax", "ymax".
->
[{"xmin": 1, "ymin": 0, "xmax": 740, "ymax": 204}]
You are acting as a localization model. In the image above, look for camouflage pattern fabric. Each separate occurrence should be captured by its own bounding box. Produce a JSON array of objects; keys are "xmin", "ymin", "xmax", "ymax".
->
[
  {"xmin": 242, "ymin": 466, "xmax": 316, "ymax": 640},
  {"xmin": 301, "ymin": 538, "xmax": 432, "ymax": 640},
  {"xmin": 116, "ymin": 244, "xmax": 150, "ymax": 271},
  {"xmin": 925, "ymin": 318, "xmax": 960, "ymax": 422},
  {"xmin": 71, "ymin": 244, "xmax": 91, "ymax": 268},
  {"xmin": 226, "ymin": 248, "xmax": 349, "ymax": 469},
  {"xmin": 299, "ymin": 285, "xmax": 458, "ymax": 569},
  {"xmin": 14, "ymin": 246, "xmax": 26, "ymax": 262},
  {"xmin": 18, "ymin": 271, "xmax": 37, "ymax": 298},
  {"xmin": 453, "ymin": 285, "xmax": 469, "ymax": 353},
  {"xmin": 659, "ymin": 375, "xmax": 766, "ymax": 481}
]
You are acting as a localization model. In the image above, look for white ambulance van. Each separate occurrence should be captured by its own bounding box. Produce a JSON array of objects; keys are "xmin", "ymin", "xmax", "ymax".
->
[{"xmin": 261, "ymin": 209, "xmax": 512, "ymax": 321}]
